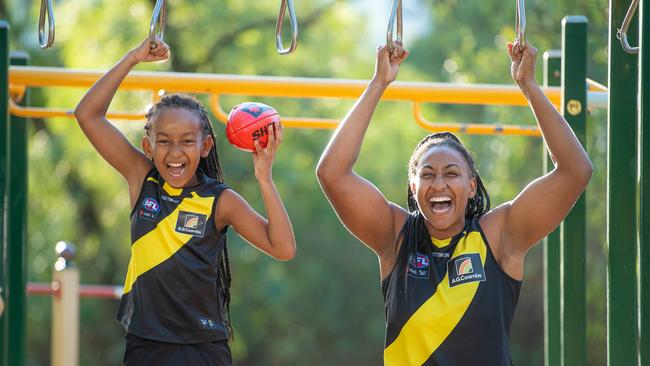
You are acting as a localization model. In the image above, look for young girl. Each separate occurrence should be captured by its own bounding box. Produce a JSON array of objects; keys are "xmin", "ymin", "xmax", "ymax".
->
[
  {"xmin": 74, "ymin": 38, "xmax": 296, "ymax": 365},
  {"xmin": 316, "ymin": 40, "xmax": 592, "ymax": 365}
]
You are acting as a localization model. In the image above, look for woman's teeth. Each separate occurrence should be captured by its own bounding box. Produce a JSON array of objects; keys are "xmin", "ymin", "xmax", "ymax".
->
[
  {"xmin": 429, "ymin": 196, "xmax": 452, "ymax": 213},
  {"xmin": 430, "ymin": 196, "xmax": 452, "ymax": 203}
]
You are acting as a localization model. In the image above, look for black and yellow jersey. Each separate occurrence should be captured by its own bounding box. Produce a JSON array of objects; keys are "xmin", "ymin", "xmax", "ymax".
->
[
  {"xmin": 382, "ymin": 217, "xmax": 521, "ymax": 365},
  {"xmin": 117, "ymin": 168, "xmax": 229, "ymax": 344}
]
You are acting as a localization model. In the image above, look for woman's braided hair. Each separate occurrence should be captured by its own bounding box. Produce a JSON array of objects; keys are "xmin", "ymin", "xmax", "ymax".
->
[
  {"xmin": 145, "ymin": 94, "xmax": 233, "ymax": 339},
  {"xmin": 396, "ymin": 132, "xmax": 490, "ymax": 265}
]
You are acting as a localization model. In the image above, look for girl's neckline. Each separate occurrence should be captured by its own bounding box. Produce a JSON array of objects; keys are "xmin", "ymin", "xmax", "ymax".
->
[{"xmin": 159, "ymin": 169, "xmax": 207, "ymax": 196}]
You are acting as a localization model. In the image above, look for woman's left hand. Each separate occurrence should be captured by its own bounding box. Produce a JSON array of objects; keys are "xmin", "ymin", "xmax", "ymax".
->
[
  {"xmin": 252, "ymin": 121, "xmax": 283, "ymax": 181},
  {"xmin": 373, "ymin": 41, "xmax": 409, "ymax": 86},
  {"xmin": 507, "ymin": 40, "xmax": 538, "ymax": 91}
]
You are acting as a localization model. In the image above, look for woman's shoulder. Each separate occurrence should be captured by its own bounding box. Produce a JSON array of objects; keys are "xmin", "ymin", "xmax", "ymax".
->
[
  {"xmin": 479, "ymin": 203, "xmax": 521, "ymax": 259},
  {"xmin": 478, "ymin": 205, "xmax": 507, "ymax": 244},
  {"xmin": 478, "ymin": 203, "xmax": 509, "ymax": 233}
]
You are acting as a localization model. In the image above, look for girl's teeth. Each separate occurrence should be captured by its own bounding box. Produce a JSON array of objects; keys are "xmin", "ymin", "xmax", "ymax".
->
[{"xmin": 168, "ymin": 163, "xmax": 185, "ymax": 177}]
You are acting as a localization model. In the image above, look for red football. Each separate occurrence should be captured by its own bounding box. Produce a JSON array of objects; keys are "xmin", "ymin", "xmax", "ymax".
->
[{"xmin": 226, "ymin": 102, "xmax": 280, "ymax": 152}]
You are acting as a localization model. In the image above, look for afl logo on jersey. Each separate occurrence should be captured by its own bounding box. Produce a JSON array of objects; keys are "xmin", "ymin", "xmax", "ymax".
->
[
  {"xmin": 415, "ymin": 254, "xmax": 430, "ymax": 268},
  {"xmin": 448, "ymin": 253, "xmax": 486, "ymax": 287},
  {"xmin": 139, "ymin": 198, "xmax": 161, "ymax": 221},
  {"xmin": 143, "ymin": 198, "xmax": 160, "ymax": 212},
  {"xmin": 407, "ymin": 253, "xmax": 430, "ymax": 279}
]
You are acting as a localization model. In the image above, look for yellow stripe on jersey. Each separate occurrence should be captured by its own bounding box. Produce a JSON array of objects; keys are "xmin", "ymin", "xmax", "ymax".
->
[
  {"xmin": 384, "ymin": 231, "xmax": 487, "ymax": 366},
  {"xmin": 431, "ymin": 236, "xmax": 453, "ymax": 248},
  {"xmin": 123, "ymin": 192, "xmax": 214, "ymax": 294},
  {"xmin": 163, "ymin": 182, "xmax": 183, "ymax": 196},
  {"xmin": 147, "ymin": 177, "xmax": 159, "ymax": 185}
]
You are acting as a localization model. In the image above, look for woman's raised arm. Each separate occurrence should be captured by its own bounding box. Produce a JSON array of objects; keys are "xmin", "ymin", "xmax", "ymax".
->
[
  {"xmin": 316, "ymin": 43, "xmax": 409, "ymax": 256},
  {"xmin": 486, "ymin": 41, "xmax": 593, "ymax": 268}
]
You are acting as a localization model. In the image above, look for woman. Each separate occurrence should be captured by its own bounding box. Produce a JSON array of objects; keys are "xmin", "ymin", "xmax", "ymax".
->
[{"xmin": 316, "ymin": 40, "xmax": 592, "ymax": 365}]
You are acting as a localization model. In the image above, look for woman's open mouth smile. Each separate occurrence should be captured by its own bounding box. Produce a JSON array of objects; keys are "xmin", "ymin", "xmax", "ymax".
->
[{"xmin": 429, "ymin": 196, "xmax": 453, "ymax": 214}]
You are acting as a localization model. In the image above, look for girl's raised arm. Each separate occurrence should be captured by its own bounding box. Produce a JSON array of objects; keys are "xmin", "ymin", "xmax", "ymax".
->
[
  {"xmin": 74, "ymin": 38, "xmax": 169, "ymax": 202},
  {"xmin": 316, "ymin": 43, "xmax": 409, "ymax": 257},
  {"xmin": 484, "ymin": 41, "xmax": 593, "ymax": 274}
]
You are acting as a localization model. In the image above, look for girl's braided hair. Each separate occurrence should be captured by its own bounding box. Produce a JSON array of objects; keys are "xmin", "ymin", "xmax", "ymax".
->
[
  {"xmin": 145, "ymin": 94, "xmax": 233, "ymax": 338},
  {"xmin": 397, "ymin": 132, "xmax": 490, "ymax": 263}
]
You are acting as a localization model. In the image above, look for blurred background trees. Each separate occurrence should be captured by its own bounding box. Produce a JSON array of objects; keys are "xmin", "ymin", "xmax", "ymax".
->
[{"xmin": 3, "ymin": 0, "xmax": 608, "ymax": 364}]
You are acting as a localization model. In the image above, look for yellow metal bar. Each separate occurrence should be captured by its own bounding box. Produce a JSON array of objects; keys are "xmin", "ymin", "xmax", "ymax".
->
[
  {"xmin": 9, "ymin": 66, "xmax": 560, "ymax": 107},
  {"xmin": 412, "ymin": 102, "xmax": 542, "ymax": 137},
  {"xmin": 9, "ymin": 99, "xmax": 144, "ymax": 120},
  {"xmin": 209, "ymin": 94, "xmax": 340, "ymax": 129},
  {"xmin": 209, "ymin": 94, "xmax": 230, "ymax": 122},
  {"xmin": 278, "ymin": 118, "xmax": 340, "ymax": 129},
  {"xmin": 10, "ymin": 66, "xmax": 593, "ymax": 136},
  {"xmin": 9, "ymin": 84, "xmax": 25, "ymax": 103}
]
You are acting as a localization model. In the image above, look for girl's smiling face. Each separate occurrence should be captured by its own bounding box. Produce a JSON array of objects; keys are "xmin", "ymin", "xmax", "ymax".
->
[
  {"xmin": 142, "ymin": 108, "xmax": 213, "ymax": 188},
  {"xmin": 410, "ymin": 145, "xmax": 477, "ymax": 239}
]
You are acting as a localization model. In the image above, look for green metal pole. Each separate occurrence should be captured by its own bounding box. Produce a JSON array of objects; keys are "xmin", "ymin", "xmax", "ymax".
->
[
  {"xmin": 560, "ymin": 16, "xmax": 588, "ymax": 366},
  {"xmin": 0, "ymin": 20, "xmax": 9, "ymax": 366},
  {"xmin": 543, "ymin": 49, "xmax": 562, "ymax": 366},
  {"xmin": 6, "ymin": 52, "xmax": 28, "ymax": 366},
  {"xmin": 608, "ymin": 0, "xmax": 639, "ymax": 364},
  {"xmin": 638, "ymin": 0, "xmax": 649, "ymax": 363}
]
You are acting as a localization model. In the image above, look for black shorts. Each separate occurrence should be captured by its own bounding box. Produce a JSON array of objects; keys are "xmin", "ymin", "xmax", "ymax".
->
[{"xmin": 124, "ymin": 334, "xmax": 232, "ymax": 366}]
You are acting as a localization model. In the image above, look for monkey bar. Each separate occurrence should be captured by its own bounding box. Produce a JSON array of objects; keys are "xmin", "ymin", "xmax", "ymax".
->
[{"xmin": 7, "ymin": 66, "xmax": 607, "ymax": 137}]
